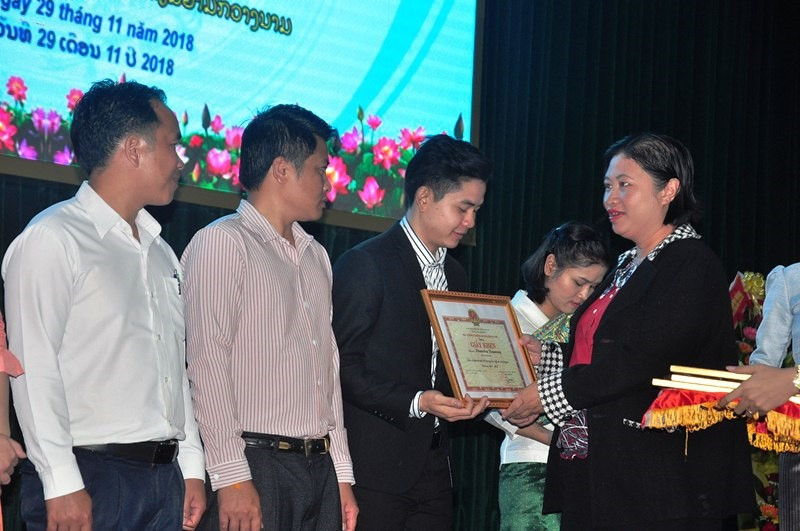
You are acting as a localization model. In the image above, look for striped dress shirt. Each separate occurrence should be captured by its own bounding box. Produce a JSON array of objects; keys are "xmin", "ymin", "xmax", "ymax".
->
[
  {"xmin": 182, "ymin": 200, "xmax": 353, "ymax": 490},
  {"xmin": 399, "ymin": 217, "xmax": 448, "ymax": 420}
]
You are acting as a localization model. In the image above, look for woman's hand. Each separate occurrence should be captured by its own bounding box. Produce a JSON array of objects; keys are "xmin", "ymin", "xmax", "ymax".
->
[
  {"xmin": 717, "ymin": 365, "xmax": 798, "ymax": 415},
  {"xmin": 519, "ymin": 334, "xmax": 542, "ymax": 366},
  {"xmin": 501, "ymin": 384, "xmax": 543, "ymax": 428}
]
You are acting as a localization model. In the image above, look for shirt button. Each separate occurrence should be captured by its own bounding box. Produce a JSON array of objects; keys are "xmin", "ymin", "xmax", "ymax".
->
[
  {"xmin": 157, "ymin": 334, "xmax": 162, "ymax": 341},
  {"xmin": 311, "ymin": 339, "xmax": 318, "ymax": 347},
  {"xmin": 211, "ymin": 473, "xmax": 219, "ymax": 481}
]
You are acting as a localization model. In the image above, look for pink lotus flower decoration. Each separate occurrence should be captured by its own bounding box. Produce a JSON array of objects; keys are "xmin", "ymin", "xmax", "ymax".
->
[
  {"xmin": 358, "ymin": 176, "xmax": 385, "ymax": 209},
  {"xmin": 31, "ymin": 108, "xmax": 62, "ymax": 137},
  {"xmin": 189, "ymin": 134, "xmax": 203, "ymax": 148},
  {"xmin": 400, "ymin": 126, "xmax": 425, "ymax": 150},
  {"xmin": 340, "ymin": 126, "xmax": 361, "ymax": 153},
  {"xmin": 325, "ymin": 156, "xmax": 351, "ymax": 202},
  {"xmin": 225, "ymin": 126, "xmax": 243, "ymax": 151},
  {"xmin": 220, "ymin": 159, "xmax": 241, "ymax": 187},
  {"xmin": 181, "ymin": 111, "xmax": 189, "ymax": 126},
  {"xmin": 6, "ymin": 76, "xmax": 27, "ymax": 103},
  {"xmin": 743, "ymin": 326, "xmax": 758, "ymax": 341},
  {"xmin": 66, "ymin": 89, "xmax": 83, "ymax": 112},
  {"xmin": 17, "ymin": 138, "xmax": 37, "ymax": 160},
  {"xmin": 119, "ymin": 73, "xmax": 127, "ymax": 83},
  {"xmin": 0, "ymin": 108, "xmax": 17, "ymax": 151},
  {"xmin": 366, "ymin": 115, "xmax": 382, "ymax": 130},
  {"xmin": 210, "ymin": 115, "xmax": 224, "ymax": 134},
  {"xmin": 53, "ymin": 145, "xmax": 74, "ymax": 165},
  {"xmin": 206, "ymin": 148, "xmax": 231, "ymax": 176},
  {"xmin": 373, "ymin": 137, "xmax": 400, "ymax": 170}
]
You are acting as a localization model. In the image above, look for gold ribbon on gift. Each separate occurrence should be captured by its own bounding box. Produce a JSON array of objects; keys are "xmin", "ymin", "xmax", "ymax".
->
[{"xmin": 644, "ymin": 366, "xmax": 800, "ymax": 453}]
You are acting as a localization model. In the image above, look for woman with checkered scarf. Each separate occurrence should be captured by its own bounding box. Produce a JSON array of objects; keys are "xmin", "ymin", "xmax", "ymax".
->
[{"xmin": 503, "ymin": 133, "xmax": 755, "ymax": 530}]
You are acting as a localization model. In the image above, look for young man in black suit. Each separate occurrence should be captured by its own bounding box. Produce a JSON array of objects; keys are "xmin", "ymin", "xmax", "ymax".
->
[{"xmin": 332, "ymin": 134, "xmax": 491, "ymax": 529}]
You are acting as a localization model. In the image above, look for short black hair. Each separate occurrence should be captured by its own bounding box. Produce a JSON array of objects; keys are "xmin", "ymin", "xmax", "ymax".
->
[
  {"xmin": 238, "ymin": 104, "xmax": 335, "ymax": 191},
  {"xmin": 70, "ymin": 79, "xmax": 166, "ymax": 175},
  {"xmin": 522, "ymin": 221, "xmax": 612, "ymax": 304},
  {"xmin": 605, "ymin": 133, "xmax": 701, "ymax": 226},
  {"xmin": 404, "ymin": 134, "xmax": 491, "ymax": 209}
]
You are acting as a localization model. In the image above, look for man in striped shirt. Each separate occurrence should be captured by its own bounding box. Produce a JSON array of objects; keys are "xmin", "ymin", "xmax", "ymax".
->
[{"xmin": 182, "ymin": 105, "xmax": 357, "ymax": 531}]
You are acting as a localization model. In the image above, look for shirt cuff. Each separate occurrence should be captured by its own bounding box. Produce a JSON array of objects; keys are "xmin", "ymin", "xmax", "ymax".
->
[
  {"xmin": 409, "ymin": 390, "xmax": 428, "ymax": 419},
  {"xmin": 538, "ymin": 371, "xmax": 577, "ymax": 426},
  {"xmin": 206, "ymin": 459, "xmax": 252, "ymax": 491},
  {"xmin": 333, "ymin": 460, "xmax": 355, "ymax": 485},
  {"xmin": 177, "ymin": 443, "xmax": 206, "ymax": 481},
  {"xmin": 39, "ymin": 460, "xmax": 85, "ymax": 500},
  {"xmin": 537, "ymin": 341, "xmax": 564, "ymax": 377}
]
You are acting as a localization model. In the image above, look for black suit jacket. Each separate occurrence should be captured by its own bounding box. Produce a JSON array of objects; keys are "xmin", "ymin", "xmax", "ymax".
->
[
  {"xmin": 332, "ymin": 222, "xmax": 466, "ymax": 493},
  {"xmin": 543, "ymin": 238, "xmax": 755, "ymax": 525}
]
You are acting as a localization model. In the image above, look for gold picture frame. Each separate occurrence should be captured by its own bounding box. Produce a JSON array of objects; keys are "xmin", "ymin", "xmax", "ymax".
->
[{"xmin": 420, "ymin": 289, "xmax": 536, "ymax": 408}]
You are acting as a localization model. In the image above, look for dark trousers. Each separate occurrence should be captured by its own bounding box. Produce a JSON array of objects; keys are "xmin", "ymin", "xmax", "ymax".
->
[
  {"xmin": 20, "ymin": 448, "xmax": 184, "ymax": 531},
  {"xmin": 353, "ymin": 446, "xmax": 453, "ymax": 531},
  {"xmin": 779, "ymin": 451, "xmax": 800, "ymax": 528},
  {"xmin": 199, "ymin": 446, "xmax": 341, "ymax": 531}
]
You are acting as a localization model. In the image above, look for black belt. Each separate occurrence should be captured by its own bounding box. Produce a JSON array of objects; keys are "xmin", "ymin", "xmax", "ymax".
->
[
  {"xmin": 75, "ymin": 439, "xmax": 179, "ymax": 464},
  {"xmin": 430, "ymin": 429, "xmax": 443, "ymax": 449},
  {"xmin": 242, "ymin": 431, "xmax": 330, "ymax": 457}
]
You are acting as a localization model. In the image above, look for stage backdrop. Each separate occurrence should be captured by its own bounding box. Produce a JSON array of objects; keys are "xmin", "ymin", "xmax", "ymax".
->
[{"xmin": 0, "ymin": 0, "xmax": 478, "ymax": 224}]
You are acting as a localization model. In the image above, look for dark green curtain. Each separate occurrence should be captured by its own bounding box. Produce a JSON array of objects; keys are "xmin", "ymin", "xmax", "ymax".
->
[
  {"xmin": 2, "ymin": 1, "xmax": 800, "ymax": 529},
  {"xmin": 451, "ymin": 1, "xmax": 800, "ymax": 530}
]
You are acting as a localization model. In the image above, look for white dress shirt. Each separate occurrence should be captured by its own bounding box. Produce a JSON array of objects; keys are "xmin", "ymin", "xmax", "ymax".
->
[
  {"xmin": 399, "ymin": 216, "xmax": 448, "ymax": 420},
  {"xmin": 2, "ymin": 182, "xmax": 204, "ymax": 500}
]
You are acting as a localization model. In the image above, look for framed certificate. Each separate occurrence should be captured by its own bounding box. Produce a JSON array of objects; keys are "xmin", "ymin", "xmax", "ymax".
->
[{"xmin": 420, "ymin": 289, "xmax": 536, "ymax": 408}]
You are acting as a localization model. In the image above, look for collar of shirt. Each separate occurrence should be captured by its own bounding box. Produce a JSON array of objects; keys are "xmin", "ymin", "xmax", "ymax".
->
[
  {"xmin": 510, "ymin": 290, "xmax": 550, "ymax": 334},
  {"xmin": 615, "ymin": 223, "xmax": 701, "ymax": 268},
  {"xmin": 75, "ymin": 181, "xmax": 162, "ymax": 250},
  {"xmin": 237, "ymin": 199, "xmax": 314, "ymax": 254},
  {"xmin": 399, "ymin": 216, "xmax": 447, "ymax": 272}
]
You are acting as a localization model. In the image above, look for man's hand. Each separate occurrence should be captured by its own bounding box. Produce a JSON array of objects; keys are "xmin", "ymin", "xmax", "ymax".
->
[
  {"xmin": 183, "ymin": 478, "xmax": 206, "ymax": 530},
  {"xmin": 217, "ymin": 480, "xmax": 261, "ymax": 531},
  {"xmin": 0, "ymin": 434, "xmax": 25, "ymax": 486},
  {"xmin": 501, "ymin": 384, "xmax": 543, "ymax": 427},
  {"xmin": 519, "ymin": 334, "xmax": 542, "ymax": 366},
  {"xmin": 718, "ymin": 365, "xmax": 798, "ymax": 415},
  {"xmin": 338, "ymin": 482, "xmax": 358, "ymax": 531},
  {"xmin": 419, "ymin": 391, "xmax": 489, "ymax": 421},
  {"xmin": 45, "ymin": 489, "xmax": 92, "ymax": 531}
]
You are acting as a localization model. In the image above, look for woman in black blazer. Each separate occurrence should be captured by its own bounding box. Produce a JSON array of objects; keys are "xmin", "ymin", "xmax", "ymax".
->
[{"xmin": 505, "ymin": 133, "xmax": 755, "ymax": 529}]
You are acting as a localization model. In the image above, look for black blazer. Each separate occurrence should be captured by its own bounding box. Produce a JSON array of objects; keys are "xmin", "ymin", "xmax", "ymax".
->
[
  {"xmin": 543, "ymin": 238, "xmax": 755, "ymax": 525},
  {"xmin": 332, "ymin": 222, "xmax": 466, "ymax": 493}
]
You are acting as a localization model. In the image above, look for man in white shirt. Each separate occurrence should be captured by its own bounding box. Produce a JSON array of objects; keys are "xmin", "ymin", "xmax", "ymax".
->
[{"xmin": 2, "ymin": 79, "xmax": 205, "ymax": 530}]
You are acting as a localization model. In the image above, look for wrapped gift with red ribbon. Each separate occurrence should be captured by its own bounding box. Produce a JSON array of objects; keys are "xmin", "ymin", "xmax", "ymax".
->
[{"xmin": 642, "ymin": 366, "xmax": 800, "ymax": 453}]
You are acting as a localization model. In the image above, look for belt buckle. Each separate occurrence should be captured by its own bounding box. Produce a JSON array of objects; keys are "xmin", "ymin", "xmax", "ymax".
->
[
  {"xmin": 154, "ymin": 441, "xmax": 178, "ymax": 463},
  {"xmin": 302, "ymin": 437, "xmax": 329, "ymax": 457}
]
